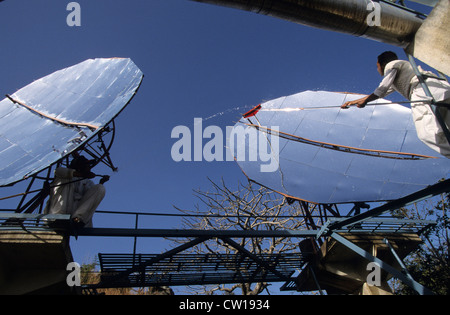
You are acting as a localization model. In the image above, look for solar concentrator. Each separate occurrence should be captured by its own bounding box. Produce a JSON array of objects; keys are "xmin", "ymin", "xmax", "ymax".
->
[
  {"xmin": 0, "ymin": 58, "xmax": 143, "ymax": 187},
  {"xmin": 231, "ymin": 90, "xmax": 450, "ymax": 204}
]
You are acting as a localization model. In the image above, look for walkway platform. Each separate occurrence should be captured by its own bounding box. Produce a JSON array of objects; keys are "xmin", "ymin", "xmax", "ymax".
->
[
  {"xmin": 97, "ymin": 252, "xmax": 309, "ymax": 288},
  {"xmin": 0, "ymin": 212, "xmax": 437, "ymax": 294}
]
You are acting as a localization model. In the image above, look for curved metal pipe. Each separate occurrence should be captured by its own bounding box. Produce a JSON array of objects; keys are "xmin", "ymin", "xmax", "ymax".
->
[{"xmin": 192, "ymin": 0, "xmax": 424, "ymax": 47}]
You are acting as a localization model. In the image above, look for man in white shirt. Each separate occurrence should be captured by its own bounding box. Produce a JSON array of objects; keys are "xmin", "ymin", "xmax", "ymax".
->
[
  {"xmin": 341, "ymin": 51, "xmax": 450, "ymax": 158},
  {"xmin": 44, "ymin": 155, "xmax": 109, "ymax": 227}
]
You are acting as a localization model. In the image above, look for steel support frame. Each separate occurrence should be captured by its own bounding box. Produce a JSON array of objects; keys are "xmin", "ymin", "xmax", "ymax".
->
[
  {"xmin": 74, "ymin": 227, "xmax": 318, "ymax": 238},
  {"xmin": 330, "ymin": 232, "xmax": 434, "ymax": 295},
  {"xmin": 0, "ymin": 213, "xmax": 71, "ymax": 221},
  {"xmin": 384, "ymin": 238, "xmax": 414, "ymax": 279},
  {"xmin": 0, "ymin": 212, "xmax": 436, "ymax": 294},
  {"xmin": 328, "ymin": 178, "xmax": 450, "ymax": 232},
  {"xmin": 81, "ymin": 121, "xmax": 118, "ymax": 172},
  {"xmin": 405, "ymin": 51, "xmax": 450, "ymax": 144}
]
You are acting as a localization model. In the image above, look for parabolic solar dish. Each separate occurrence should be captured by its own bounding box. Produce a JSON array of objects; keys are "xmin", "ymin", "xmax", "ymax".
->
[
  {"xmin": 231, "ymin": 90, "xmax": 450, "ymax": 204},
  {"xmin": 0, "ymin": 58, "xmax": 143, "ymax": 187}
]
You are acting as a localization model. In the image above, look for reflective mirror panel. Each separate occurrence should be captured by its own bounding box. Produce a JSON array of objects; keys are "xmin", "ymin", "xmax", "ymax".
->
[
  {"xmin": 231, "ymin": 90, "xmax": 450, "ymax": 204},
  {"xmin": 0, "ymin": 58, "xmax": 143, "ymax": 187}
]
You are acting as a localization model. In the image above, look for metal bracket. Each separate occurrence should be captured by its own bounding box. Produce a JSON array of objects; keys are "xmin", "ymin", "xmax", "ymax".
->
[
  {"xmin": 383, "ymin": 238, "xmax": 415, "ymax": 279},
  {"xmin": 330, "ymin": 232, "xmax": 434, "ymax": 295}
]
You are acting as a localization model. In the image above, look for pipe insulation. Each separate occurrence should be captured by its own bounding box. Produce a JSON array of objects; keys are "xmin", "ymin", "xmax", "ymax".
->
[{"xmin": 192, "ymin": 0, "xmax": 424, "ymax": 47}]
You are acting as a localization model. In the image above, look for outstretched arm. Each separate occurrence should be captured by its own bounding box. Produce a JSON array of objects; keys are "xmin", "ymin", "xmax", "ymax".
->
[
  {"xmin": 341, "ymin": 93, "xmax": 380, "ymax": 109},
  {"xmin": 342, "ymin": 68, "xmax": 398, "ymax": 109}
]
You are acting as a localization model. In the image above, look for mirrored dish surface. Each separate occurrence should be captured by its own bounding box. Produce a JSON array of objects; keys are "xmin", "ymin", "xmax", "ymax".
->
[
  {"xmin": 231, "ymin": 90, "xmax": 450, "ymax": 204},
  {"xmin": 0, "ymin": 58, "xmax": 143, "ymax": 187}
]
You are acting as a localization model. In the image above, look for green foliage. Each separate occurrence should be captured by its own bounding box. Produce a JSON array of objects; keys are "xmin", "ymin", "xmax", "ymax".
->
[{"xmin": 393, "ymin": 194, "xmax": 450, "ymax": 295}]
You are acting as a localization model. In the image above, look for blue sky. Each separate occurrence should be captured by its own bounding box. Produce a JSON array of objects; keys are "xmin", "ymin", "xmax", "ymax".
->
[{"xmin": 0, "ymin": 0, "xmax": 433, "ymax": 279}]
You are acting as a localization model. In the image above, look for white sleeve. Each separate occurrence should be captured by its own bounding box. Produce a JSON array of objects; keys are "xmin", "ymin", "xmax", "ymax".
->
[{"xmin": 373, "ymin": 69, "xmax": 397, "ymax": 98}]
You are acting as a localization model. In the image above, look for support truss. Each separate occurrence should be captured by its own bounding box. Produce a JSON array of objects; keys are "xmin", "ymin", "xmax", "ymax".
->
[
  {"xmin": 1, "ymin": 168, "xmax": 448, "ymax": 294},
  {"xmin": 0, "ymin": 121, "xmax": 118, "ymax": 215}
]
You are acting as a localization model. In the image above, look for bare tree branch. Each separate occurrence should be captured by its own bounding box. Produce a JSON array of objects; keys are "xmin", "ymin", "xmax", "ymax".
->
[{"xmin": 171, "ymin": 178, "xmax": 318, "ymax": 295}]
